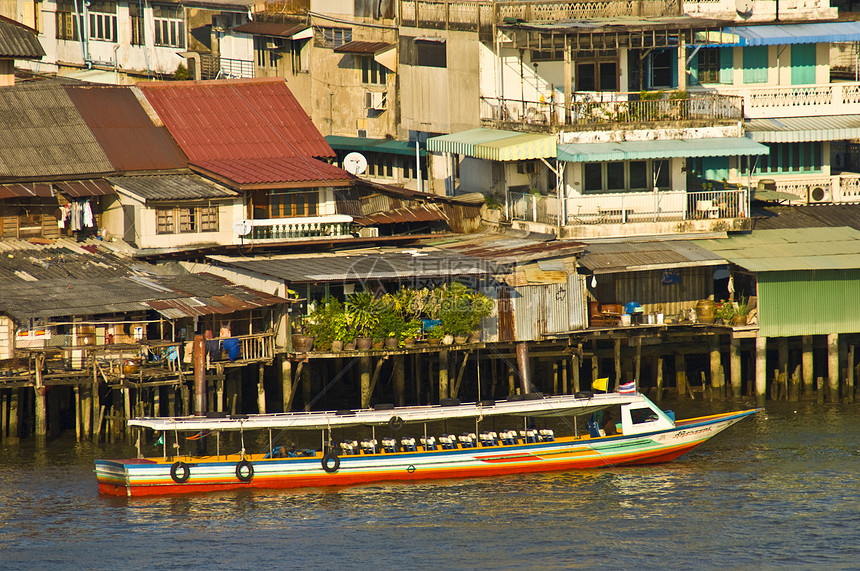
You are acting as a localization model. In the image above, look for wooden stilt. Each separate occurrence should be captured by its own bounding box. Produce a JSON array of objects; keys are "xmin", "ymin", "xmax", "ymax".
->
[
  {"xmin": 439, "ymin": 350, "xmax": 449, "ymax": 400},
  {"xmin": 508, "ymin": 366, "xmax": 516, "ymax": 396},
  {"xmin": 755, "ymin": 335, "xmax": 767, "ymax": 406},
  {"xmin": 393, "ymin": 355, "xmax": 405, "ymax": 406},
  {"xmin": 710, "ymin": 335, "xmax": 723, "ymax": 400},
  {"xmin": 257, "ymin": 363, "xmax": 266, "ymax": 413},
  {"xmin": 730, "ymin": 334, "xmax": 742, "ymax": 401},
  {"xmin": 613, "ymin": 338, "xmax": 621, "ymax": 391},
  {"xmin": 571, "ymin": 353, "xmax": 580, "ymax": 394},
  {"xmin": 655, "ymin": 356, "xmax": 664, "ymax": 402},
  {"xmin": 633, "ymin": 337, "xmax": 642, "ymax": 390},
  {"xmin": 516, "ymin": 343, "xmax": 531, "ymax": 394},
  {"xmin": 802, "ymin": 335, "xmax": 814, "ymax": 396},
  {"xmin": 789, "ymin": 365, "xmax": 801, "ymax": 402},
  {"xmin": 676, "ymin": 353, "xmax": 688, "ymax": 398},
  {"xmin": 848, "ymin": 344, "xmax": 856, "ymax": 403},
  {"xmin": 451, "ymin": 352, "xmax": 470, "ymax": 399},
  {"xmin": 360, "ymin": 356, "xmax": 372, "ymax": 409},
  {"xmin": 827, "ymin": 333, "xmax": 840, "ymax": 403},
  {"xmin": 302, "ymin": 361, "xmax": 312, "ymax": 411},
  {"xmin": 778, "ymin": 337, "xmax": 789, "ymax": 387},
  {"xmin": 34, "ymin": 354, "xmax": 47, "ymax": 443},
  {"xmin": 552, "ymin": 361, "xmax": 559, "ymax": 395},
  {"xmin": 561, "ymin": 359, "xmax": 568, "ymax": 395},
  {"xmin": 123, "ymin": 387, "xmax": 132, "ymax": 439}
]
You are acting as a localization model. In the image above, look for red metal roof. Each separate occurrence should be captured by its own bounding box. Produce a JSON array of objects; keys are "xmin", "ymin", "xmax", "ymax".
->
[
  {"xmin": 334, "ymin": 41, "xmax": 392, "ymax": 54},
  {"xmin": 136, "ymin": 78, "xmax": 334, "ymax": 163},
  {"xmin": 0, "ymin": 182, "xmax": 52, "ymax": 198},
  {"xmin": 191, "ymin": 157, "xmax": 353, "ymax": 187},
  {"xmin": 65, "ymin": 85, "xmax": 188, "ymax": 172},
  {"xmin": 54, "ymin": 179, "xmax": 114, "ymax": 197}
]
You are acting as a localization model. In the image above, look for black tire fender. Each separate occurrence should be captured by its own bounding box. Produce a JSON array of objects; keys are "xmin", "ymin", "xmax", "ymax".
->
[
  {"xmin": 321, "ymin": 451, "xmax": 340, "ymax": 473},
  {"xmin": 170, "ymin": 461, "xmax": 190, "ymax": 484},
  {"xmin": 236, "ymin": 459, "xmax": 254, "ymax": 483},
  {"xmin": 389, "ymin": 416, "xmax": 404, "ymax": 432}
]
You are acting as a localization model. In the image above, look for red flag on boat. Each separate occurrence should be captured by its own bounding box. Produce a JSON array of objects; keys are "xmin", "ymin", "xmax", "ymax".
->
[{"xmin": 618, "ymin": 381, "xmax": 636, "ymax": 394}]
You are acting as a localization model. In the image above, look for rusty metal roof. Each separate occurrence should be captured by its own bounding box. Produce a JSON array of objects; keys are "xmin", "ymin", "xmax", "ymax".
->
[
  {"xmin": 334, "ymin": 41, "xmax": 392, "ymax": 54},
  {"xmin": 752, "ymin": 204, "xmax": 860, "ymax": 231},
  {"xmin": 191, "ymin": 157, "xmax": 352, "ymax": 187},
  {"xmin": 0, "ymin": 16, "xmax": 45, "ymax": 58},
  {"xmin": 109, "ymin": 174, "xmax": 237, "ymax": 202},
  {"xmin": 0, "ymin": 84, "xmax": 114, "ymax": 179},
  {"xmin": 65, "ymin": 85, "xmax": 188, "ymax": 173},
  {"xmin": 136, "ymin": 78, "xmax": 334, "ymax": 163},
  {"xmin": 425, "ymin": 231, "xmax": 584, "ymax": 265},
  {"xmin": 232, "ymin": 22, "xmax": 307, "ymax": 37},
  {"xmin": 578, "ymin": 240, "xmax": 726, "ymax": 274},
  {"xmin": 54, "ymin": 179, "xmax": 114, "ymax": 198},
  {"xmin": 354, "ymin": 203, "xmax": 448, "ymax": 225},
  {"xmin": 0, "ymin": 182, "xmax": 53, "ymax": 198}
]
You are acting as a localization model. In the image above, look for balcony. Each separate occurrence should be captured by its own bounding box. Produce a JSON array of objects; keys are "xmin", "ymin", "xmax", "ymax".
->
[
  {"xmin": 699, "ymin": 82, "xmax": 860, "ymax": 119},
  {"xmin": 480, "ymin": 92, "xmax": 743, "ymax": 132},
  {"xmin": 758, "ymin": 172, "xmax": 860, "ymax": 204},
  {"xmin": 510, "ymin": 188, "xmax": 749, "ymax": 229},
  {"xmin": 238, "ymin": 215, "xmax": 354, "ymax": 243}
]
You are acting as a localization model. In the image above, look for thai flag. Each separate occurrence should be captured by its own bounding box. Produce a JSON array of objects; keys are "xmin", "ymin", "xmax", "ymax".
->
[{"xmin": 618, "ymin": 381, "xmax": 637, "ymax": 394}]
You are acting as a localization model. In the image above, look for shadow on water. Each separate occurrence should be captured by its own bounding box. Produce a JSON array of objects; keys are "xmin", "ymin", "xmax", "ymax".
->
[{"xmin": 1, "ymin": 399, "xmax": 858, "ymax": 569}]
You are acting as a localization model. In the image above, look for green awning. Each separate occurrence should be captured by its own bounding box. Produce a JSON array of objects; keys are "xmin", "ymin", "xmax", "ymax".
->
[
  {"xmin": 557, "ymin": 137, "xmax": 769, "ymax": 162},
  {"xmin": 428, "ymin": 128, "xmax": 556, "ymax": 161},
  {"xmin": 745, "ymin": 116, "xmax": 860, "ymax": 143},
  {"xmin": 325, "ymin": 135, "xmax": 425, "ymax": 157}
]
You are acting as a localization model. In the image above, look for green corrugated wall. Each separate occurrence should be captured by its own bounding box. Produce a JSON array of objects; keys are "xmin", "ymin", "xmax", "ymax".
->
[{"xmin": 758, "ymin": 269, "xmax": 860, "ymax": 337}]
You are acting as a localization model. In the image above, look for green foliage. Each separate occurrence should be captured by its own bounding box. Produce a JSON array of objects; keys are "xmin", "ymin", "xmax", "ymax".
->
[
  {"xmin": 174, "ymin": 64, "xmax": 190, "ymax": 81},
  {"xmin": 372, "ymin": 297, "xmax": 401, "ymax": 339},
  {"xmin": 401, "ymin": 319, "xmax": 423, "ymax": 340},
  {"xmin": 345, "ymin": 291, "xmax": 379, "ymax": 338},
  {"xmin": 639, "ymin": 90, "xmax": 665, "ymax": 101},
  {"xmin": 305, "ymin": 297, "xmax": 343, "ymax": 343},
  {"xmin": 438, "ymin": 282, "xmax": 493, "ymax": 337},
  {"xmin": 669, "ymin": 90, "xmax": 690, "ymax": 100},
  {"xmin": 484, "ymin": 194, "xmax": 503, "ymax": 210}
]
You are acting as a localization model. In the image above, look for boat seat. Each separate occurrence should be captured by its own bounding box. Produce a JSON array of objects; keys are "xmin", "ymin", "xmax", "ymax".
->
[
  {"xmin": 381, "ymin": 437, "xmax": 397, "ymax": 453},
  {"xmin": 360, "ymin": 439, "xmax": 378, "ymax": 454},
  {"xmin": 500, "ymin": 430, "xmax": 519, "ymax": 445},
  {"xmin": 539, "ymin": 429, "xmax": 555, "ymax": 442},
  {"xmin": 420, "ymin": 436, "xmax": 437, "ymax": 451},
  {"xmin": 458, "ymin": 433, "xmax": 477, "ymax": 448},
  {"xmin": 586, "ymin": 420, "xmax": 602, "ymax": 438},
  {"xmin": 521, "ymin": 429, "xmax": 538, "ymax": 443},
  {"xmin": 439, "ymin": 434, "xmax": 458, "ymax": 450},
  {"xmin": 401, "ymin": 437, "xmax": 417, "ymax": 452},
  {"xmin": 479, "ymin": 432, "xmax": 498, "ymax": 446}
]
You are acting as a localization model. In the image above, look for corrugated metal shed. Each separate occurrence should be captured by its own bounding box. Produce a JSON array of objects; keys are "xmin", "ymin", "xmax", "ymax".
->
[
  {"xmin": 745, "ymin": 116, "xmax": 860, "ymax": 143},
  {"xmin": 694, "ymin": 227, "xmax": 860, "ymax": 271},
  {"xmin": 752, "ymin": 204, "xmax": 860, "ymax": 231},
  {"xmin": 65, "ymin": 85, "xmax": 188, "ymax": 172},
  {"xmin": 192, "ymin": 157, "xmax": 352, "ymax": 187},
  {"xmin": 207, "ymin": 248, "xmax": 504, "ymax": 284},
  {"xmin": 137, "ymin": 78, "xmax": 334, "ymax": 163},
  {"xmin": 579, "ymin": 241, "xmax": 726, "ymax": 274},
  {"xmin": 0, "ymin": 84, "xmax": 114, "ymax": 178},
  {"xmin": 109, "ymin": 174, "xmax": 237, "ymax": 202},
  {"xmin": 0, "ymin": 16, "xmax": 45, "ymax": 58}
]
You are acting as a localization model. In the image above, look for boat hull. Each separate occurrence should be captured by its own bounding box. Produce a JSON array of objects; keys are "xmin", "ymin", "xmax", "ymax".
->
[{"xmin": 96, "ymin": 408, "xmax": 758, "ymax": 497}]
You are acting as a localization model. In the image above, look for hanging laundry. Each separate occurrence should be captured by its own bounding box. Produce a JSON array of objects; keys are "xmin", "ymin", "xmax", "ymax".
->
[{"xmin": 83, "ymin": 201, "xmax": 94, "ymax": 228}]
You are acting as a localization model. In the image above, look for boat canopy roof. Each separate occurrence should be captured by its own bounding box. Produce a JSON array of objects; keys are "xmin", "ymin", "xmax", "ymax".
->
[{"xmin": 129, "ymin": 393, "xmax": 644, "ymax": 432}]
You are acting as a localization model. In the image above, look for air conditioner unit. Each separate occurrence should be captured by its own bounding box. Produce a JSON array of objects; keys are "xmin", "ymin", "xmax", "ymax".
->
[
  {"xmin": 358, "ymin": 227, "xmax": 379, "ymax": 238},
  {"xmin": 809, "ymin": 186, "xmax": 831, "ymax": 203},
  {"xmin": 365, "ymin": 91, "xmax": 387, "ymax": 111}
]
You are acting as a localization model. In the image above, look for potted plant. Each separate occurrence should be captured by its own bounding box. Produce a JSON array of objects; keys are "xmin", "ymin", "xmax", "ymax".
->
[
  {"xmin": 401, "ymin": 319, "xmax": 423, "ymax": 347},
  {"xmin": 306, "ymin": 297, "xmax": 343, "ymax": 352},
  {"xmin": 426, "ymin": 325, "xmax": 444, "ymax": 346},
  {"xmin": 373, "ymin": 297, "xmax": 401, "ymax": 349},
  {"xmin": 345, "ymin": 291, "xmax": 378, "ymax": 350}
]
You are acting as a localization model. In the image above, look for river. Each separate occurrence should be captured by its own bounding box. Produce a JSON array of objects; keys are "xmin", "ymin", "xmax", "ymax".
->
[{"xmin": 1, "ymin": 399, "xmax": 858, "ymax": 570}]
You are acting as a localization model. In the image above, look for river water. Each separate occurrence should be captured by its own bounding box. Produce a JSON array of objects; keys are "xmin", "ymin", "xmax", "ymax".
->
[{"xmin": 1, "ymin": 399, "xmax": 858, "ymax": 570}]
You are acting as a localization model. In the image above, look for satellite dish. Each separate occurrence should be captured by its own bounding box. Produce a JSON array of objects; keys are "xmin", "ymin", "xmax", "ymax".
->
[
  {"xmin": 343, "ymin": 152, "xmax": 368, "ymax": 175},
  {"xmin": 232, "ymin": 220, "xmax": 251, "ymax": 236},
  {"xmin": 735, "ymin": 0, "xmax": 753, "ymax": 15}
]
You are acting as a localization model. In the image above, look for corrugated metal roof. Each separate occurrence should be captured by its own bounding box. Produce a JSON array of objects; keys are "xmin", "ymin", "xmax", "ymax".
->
[
  {"xmin": 694, "ymin": 227, "xmax": 860, "ymax": 271},
  {"xmin": 425, "ymin": 232, "xmax": 584, "ymax": 265},
  {"xmin": 0, "ymin": 16, "xmax": 45, "ymax": 58},
  {"xmin": 0, "ymin": 238, "xmax": 135, "ymax": 282},
  {"xmin": 326, "ymin": 135, "xmax": 426, "ymax": 157},
  {"xmin": 109, "ymin": 174, "xmax": 237, "ymax": 202},
  {"xmin": 65, "ymin": 85, "xmax": 188, "ymax": 172},
  {"xmin": 191, "ymin": 156, "xmax": 352, "ymax": 187},
  {"xmin": 54, "ymin": 179, "xmax": 114, "ymax": 197},
  {"xmin": 745, "ymin": 116, "xmax": 860, "ymax": 143},
  {"xmin": 578, "ymin": 240, "xmax": 726, "ymax": 274},
  {"xmin": 557, "ymin": 137, "xmax": 768, "ymax": 162},
  {"xmin": 428, "ymin": 128, "xmax": 556, "ymax": 161},
  {"xmin": 355, "ymin": 203, "xmax": 447, "ymax": 225},
  {"xmin": 0, "ymin": 84, "xmax": 114, "ymax": 178},
  {"xmin": 334, "ymin": 41, "xmax": 392, "ymax": 54},
  {"xmin": 137, "ymin": 78, "xmax": 334, "ymax": 163},
  {"xmin": 232, "ymin": 22, "xmax": 307, "ymax": 37},
  {"xmin": 0, "ymin": 182, "xmax": 53, "ymax": 198},
  {"xmin": 208, "ymin": 248, "xmax": 504, "ymax": 283},
  {"xmin": 726, "ymin": 22, "xmax": 860, "ymax": 46},
  {"xmin": 752, "ymin": 204, "xmax": 860, "ymax": 231}
]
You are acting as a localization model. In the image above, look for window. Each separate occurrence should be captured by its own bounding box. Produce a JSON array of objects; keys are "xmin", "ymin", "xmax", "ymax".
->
[
  {"xmin": 759, "ymin": 142, "xmax": 822, "ymax": 174},
  {"xmin": 291, "ymin": 39, "xmax": 308, "ymax": 73},
  {"xmin": 531, "ymin": 34, "xmax": 563, "ymax": 61},
  {"xmin": 743, "ymin": 46, "xmax": 768, "ymax": 84},
  {"xmin": 129, "ymin": 2, "xmax": 144, "ymax": 45},
  {"xmin": 791, "ymin": 44, "xmax": 816, "ymax": 85},
  {"xmin": 416, "ymin": 39, "xmax": 446, "ymax": 68},
  {"xmin": 153, "ymin": 5, "xmax": 184, "ymax": 48},
  {"xmin": 630, "ymin": 407, "xmax": 660, "ymax": 424},
  {"xmin": 56, "ymin": 0, "xmax": 79, "ymax": 40},
  {"xmin": 321, "ymin": 27, "xmax": 352, "ymax": 48},
  {"xmin": 88, "ymin": 0, "xmax": 117, "ymax": 42},
  {"xmin": 582, "ymin": 160, "xmax": 670, "ymax": 192},
  {"xmin": 156, "ymin": 206, "xmax": 218, "ymax": 234},
  {"xmin": 365, "ymin": 152, "xmax": 393, "ymax": 178},
  {"xmin": 575, "ymin": 52, "xmax": 618, "ymax": 91},
  {"xmin": 694, "ymin": 47, "xmax": 733, "ymax": 85},
  {"xmin": 650, "ymin": 49, "xmax": 675, "ymax": 89},
  {"xmin": 253, "ymin": 190, "xmax": 319, "ymax": 218},
  {"xmin": 361, "ymin": 56, "xmax": 387, "ymax": 85}
]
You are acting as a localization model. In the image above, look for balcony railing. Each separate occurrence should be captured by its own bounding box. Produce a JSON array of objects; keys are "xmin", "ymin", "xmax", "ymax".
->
[
  {"xmin": 684, "ymin": 0, "xmax": 836, "ymax": 22},
  {"xmin": 700, "ymin": 82, "xmax": 860, "ymax": 119},
  {"xmin": 481, "ymin": 92, "xmax": 743, "ymax": 130},
  {"xmin": 208, "ymin": 333, "xmax": 275, "ymax": 365},
  {"xmin": 511, "ymin": 188, "xmax": 749, "ymax": 225},
  {"xmin": 759, "ymin": 173, "xmax": 860, "ymax": 204},
  {"xmin": 239, "ymin": 215, "xmax": 354, "ymax": 243}
]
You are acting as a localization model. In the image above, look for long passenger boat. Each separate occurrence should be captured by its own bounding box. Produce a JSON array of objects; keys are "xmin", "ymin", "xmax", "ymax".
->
[{"xmin": 95, "ymin": 392, "xmax": 760, "ymax": 496}]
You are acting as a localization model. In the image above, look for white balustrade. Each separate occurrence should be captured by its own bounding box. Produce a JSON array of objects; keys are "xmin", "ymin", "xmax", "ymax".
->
[
  {"xmin": 239, "ymin": 215, "xmax": 354, "ymax": 243},
  {"xmin": 705, "ymin": 82, "xmax": 860, "ymax": 119}
]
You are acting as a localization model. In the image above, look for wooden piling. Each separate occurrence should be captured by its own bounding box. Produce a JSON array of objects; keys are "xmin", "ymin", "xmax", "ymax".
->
[
  {"xmin": 633, "ymin": 337, "xmax": 642, "ymax": 389},
  {"xmin": 34, "ymin": 354, "xmax": 46, "ymax": 442},
  {"xmin": 393, "ymin": 355, "xmax": 405, "ymax": 406},
  {"xmin": 848, "ymin": 344, "xmax": 856, "ymax": 403},
  {"xmin": 360, "ymin": 356, "xmax": 372, "ymax": 409},
  {"xmin": 709, "ymin": 335, "xmax": 723, "ymax": 400},
  {"xmin": 561, "ymin": 359, "xmax": 568, "ymax": 394},
  {"xmin": 439, "ymin": 350, "xmax": 449, "ymax": 400},
  {"xmin": 257, "ymin": 362, "xmax": 266, "ymax": 413},
  {"xmin": 516, "ymin": 343, "xmax": 531, "ymax": 394},
  {"xmin": 789, "ymin": 364, "xmax": 801, "ymax": 402},
  {"xmin": 676, "ymin": 353, "xmax": 688, "ymax": 397},
  {"xmin": 571, "ymin": 352, "xmax": 580, "ymax": 394},
  {"xmin": 802, "ymin": 335, "xmax": 814, "ymax": 395},
  {"xmin": 755, "ymin": 335, "xmax": 767, "ymax": 406},
  {"xmin": 827, "ymin": 333, "xmax": 840, "ymax": 403},
  {"xmin": 613, "ymin": 338, "xmax": 621, "ymax": 391},
  {"xmin": 655, "ymin": 356, "xmax": 664, "ymax": 403},
  {"xmin": 302, "ymin": 361, "xmax": 312, "ymax": 411},
  {"xmin": 730, "ymin": 334, "xmax": 742, "ymax": 401},
  {"xmin": 193, "ymin": 335, "xmax": 206, "ymax": 416}
]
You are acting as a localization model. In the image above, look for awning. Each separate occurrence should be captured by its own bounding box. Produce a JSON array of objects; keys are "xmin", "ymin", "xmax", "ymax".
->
[
  {"xmin": 0, "ymin": 182, "xmax": 53, "ymax": 198},
  {"xmin": 232, "ymin": 22, "xmax": 309, "ymax": 38},
  {"xmin": 745, "ymin": 115, "xmax": 860, "ymax": 143},
  {"xmin": 427, "ymin": 128, "xmax": 557, "ymax": 161},
  {"xmin": 54, "ymin": 179, "xmax": 114, "ymax": 198},
  {"xmin": 722, "ymin": 22, "xmax": 860, "ymax": 46},
  {"xmin": 752, "ymin": 189, "xmax": 798, "ymax": 202},
  {"xmin": 325, "ymin": 135, "xmax": 425, "ymax": 157},
  {"xmin": 557, "ymin": 137, "xmax": 769, "ymax": 162},
  {"xmin": 334, "ymin": 41, "xmax": 392, "ymax": 54}
]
